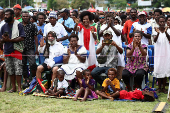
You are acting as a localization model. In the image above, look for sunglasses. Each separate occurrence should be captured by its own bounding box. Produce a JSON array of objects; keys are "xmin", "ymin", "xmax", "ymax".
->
[{"xmin": 99, "ymin": 17, "xmax": 105, "ymax": 19}]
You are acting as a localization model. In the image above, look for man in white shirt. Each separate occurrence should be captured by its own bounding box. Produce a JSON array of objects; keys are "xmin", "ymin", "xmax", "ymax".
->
[
  {"xmin": 36, "ymin": 31, "xmax": 64, "ymax": 89},
  {"xmin": 43, "ymin": 11, "xmax": 68, "ymax": 43},
  {"xmin": 129, "ymin": 12, "xmax": 152, "ymax": 45},
  {"xmin": 0, "ymin": 9, "xmax": 5, "ymax": 29}
]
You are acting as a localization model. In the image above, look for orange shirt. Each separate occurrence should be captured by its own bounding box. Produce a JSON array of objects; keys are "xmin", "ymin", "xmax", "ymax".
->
[{"xmin": 123, "ymin": 19, "xmax": 139, "ymax": 44}]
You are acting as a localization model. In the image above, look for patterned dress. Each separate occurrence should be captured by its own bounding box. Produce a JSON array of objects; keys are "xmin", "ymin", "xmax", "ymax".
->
[{"xmin": 125, "ymin": 44, "xmax": 148, "ymax": 74}]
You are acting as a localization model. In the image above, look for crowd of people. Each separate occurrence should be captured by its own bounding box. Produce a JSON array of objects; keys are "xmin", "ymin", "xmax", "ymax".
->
[{"xmin": 0, "ymin": 3, "xmax": 170, "ymax": 101}]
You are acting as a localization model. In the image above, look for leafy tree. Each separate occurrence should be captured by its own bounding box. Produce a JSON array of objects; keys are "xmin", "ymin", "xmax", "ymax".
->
[{"xmin": 70, "ymin": 0, "xmax": 95, "ymax": 9}]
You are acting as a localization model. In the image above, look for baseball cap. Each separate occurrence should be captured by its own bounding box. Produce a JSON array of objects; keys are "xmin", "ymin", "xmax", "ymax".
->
[
  {"xmin": 138, "ymin": 11, "xmax": 146, "ymax": 16},
  {"xmin": 13, "ymin": 4, "xmax": 21, "ymax": 10},
  {"xmin": 103, "ymin": 30, "xmax": 112, "ymax": 35},
  {"xmin": 49, "ymin": 11, "xmax": 57, "ymax": 19},
  {"xmin": 59, "ymin": 8, "xmax": 69, "ymax": 14}
]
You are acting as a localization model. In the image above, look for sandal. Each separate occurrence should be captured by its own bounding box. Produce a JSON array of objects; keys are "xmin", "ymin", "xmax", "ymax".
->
[
  {"xmin": 7, "ymin": 89, "xmax": 16, "ymax": 93},
  {"xmin": 162, "ymin": 88, "xmax": 168, "ymax": 94}
]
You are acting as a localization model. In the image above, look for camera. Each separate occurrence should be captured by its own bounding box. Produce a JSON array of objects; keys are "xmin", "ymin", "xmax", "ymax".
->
[{"xmin": 103, "ymin": 39, "xmax": 112, "ymax": 44}]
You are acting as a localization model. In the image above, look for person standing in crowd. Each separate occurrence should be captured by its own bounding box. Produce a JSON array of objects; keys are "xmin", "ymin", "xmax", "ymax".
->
[
  {"xmin": 150, "ymin": 9, "xmax": 162, "ymax": 44},
  {"xmin": 0, "ymin": 9, "xmax": 25, "ymax": 93},
  {"xmin": 123, "ymin": 8, "xmax": 139, "ymax": 44},
  {"xmin": 0, "ymin": 9, "xmax": 8, "ymax": 92},
  {"xmin": 58, "ymin": 8, "xmax": 75, "ymax": 44},
  {"xmin": 129, "ymin": 12, "xmax": 152, "ymax": 45},
  {"xmin": 21, "ymin": 11, "xmax": 38, "ymax": 88},
  {"xmin": 43, "ymin": 11, "xmax": 68, "ymax": 43},
  {"xmin": 13, "ymin": 4, "xmax": 22, "ymax": 22},
  {"xmin": 153, "ymin": 16, "xmax": 170, "ymax": 94}
]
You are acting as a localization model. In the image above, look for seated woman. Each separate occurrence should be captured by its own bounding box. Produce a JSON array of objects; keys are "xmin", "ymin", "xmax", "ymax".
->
[
  {"xmin": 122, "ymin": 30, "xmax": 148, "ymax": 91},
  {"xmin": 57, "ymin": 34, "xmax": 88, "ymax": 82}
]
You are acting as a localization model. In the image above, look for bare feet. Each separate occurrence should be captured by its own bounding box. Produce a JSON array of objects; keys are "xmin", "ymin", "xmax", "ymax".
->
[
  {"xmin": 109, "ymin": 97, "xmax": 114, "ymax": 101},
  {"xmin": 80, "ymin": 99, "xmax": 86, "ymax": 102},
  {"xmin": 73, "ymin": 98, "xmax": 78, "ymax": 101},
  {"xmin": 0, "ymin": 87, "xmax": 6, "ymax": 92}
]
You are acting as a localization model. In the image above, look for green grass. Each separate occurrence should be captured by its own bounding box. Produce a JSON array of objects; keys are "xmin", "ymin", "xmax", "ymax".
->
[{"xmin": 0, "ymin": 89, "xmax": 170, "ymax": 113}]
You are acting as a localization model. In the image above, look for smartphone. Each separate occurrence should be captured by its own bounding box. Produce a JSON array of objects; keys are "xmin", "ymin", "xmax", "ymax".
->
[
  {"xmin": 103, "ymin": 39, "xmax": 112, "ymax": 44},
  {"xmin": 4, "ymin": 31, "xmax": 9, "ymax": 36}
]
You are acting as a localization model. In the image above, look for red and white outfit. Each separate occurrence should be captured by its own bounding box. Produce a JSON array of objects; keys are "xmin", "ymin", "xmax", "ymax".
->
[{"xmin": 78, "ymin": 23, "xmax": 98, "ymax": 70}]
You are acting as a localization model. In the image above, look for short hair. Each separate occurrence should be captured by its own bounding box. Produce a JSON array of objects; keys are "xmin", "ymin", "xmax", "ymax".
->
[
  {"xmin": 57, "ymin": 70, "xmax": 65, "ymax": 76},
  {"xmin": 31, "ymin": 16, "xmax": 37, "ymax": 22},
  {"xmin": 120, "ymin": 15, "xmax": 127, "ymax": 20},
  {"xmin": 5, "ymin": 9, "xmax": 14, "ymax": 15},
  {"xmin": 130, "ymin": 8, "xmax": 137, "ymax": 13},
  {"xmin": 37, "ymin": 12, "xmax": 46, "ymax": 20},
  {"xmin": 99, "ymin": 12, "xmax": 105, "ymax": 16},
  {"xmin": 166, "ymin": 15, "xmax": 170, "ymax": 21},
  {"xmin": 133, "ymin": 30, "xmax": 143, "ymax": 38},
  {"xmin": 47, "ymin": 31, "xmax": 57, "ymax": 41},
  {"xmin": 0, "ymin": 9, "xmax": 5, "ymax": 14},
  {"xmin": 22, "ymin": 11, "xmax": 29, "ymax": 15},
  {"xmin": 72, "ymin": 13, "xmax": 77, "ymax": 18},
  {"xmin": 107, "ymin": 68, "xmax": 117, "ymax": 75},
  {"xmin": 68, "ymin": 33, "xmax": 79, "ymax": 41},
  {"xmin": 94, "ymin": 15, "xmax": 99, "ymax": 21},
  {"xmin": 154, "ymin": 9, "xmax": 162, "ymax": 15},
  {"xmin": 105, "ymin": 13, "xmax": 114, "ymax": 19},
  {"xmin": 79, "ymin": 11, "xmax": 93, "ymax": 22},
  {"xmin": 158, "ymin": 15, "xmax": 165, "ymax": 22},
  {"xmin": 82, "ymin": 69, "xmax": 90, "ymax": 75}
]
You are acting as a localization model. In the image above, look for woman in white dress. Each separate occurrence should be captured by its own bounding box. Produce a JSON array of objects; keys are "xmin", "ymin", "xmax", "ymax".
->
[
  {"xmin": 153, "ymin": 15, "xmax": 170, "ymax": 93},
  {"xmin": 59, "ymin": 34, "xmax": 88, "ymax": 81}
]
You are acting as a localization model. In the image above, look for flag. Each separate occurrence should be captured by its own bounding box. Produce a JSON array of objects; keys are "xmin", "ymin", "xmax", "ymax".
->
[{"xmin": 127, "ymin": 3, "xmax": 131, "ymax": 6}]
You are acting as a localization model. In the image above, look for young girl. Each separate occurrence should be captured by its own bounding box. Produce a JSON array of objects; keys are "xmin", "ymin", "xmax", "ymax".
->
[
  {"xmin": 153, "ymin": 15, "xmax": 170, "ymax": 93},
  {"xmin": 73, "ymin": 69, "xmax": 98, "ymax": 102}
]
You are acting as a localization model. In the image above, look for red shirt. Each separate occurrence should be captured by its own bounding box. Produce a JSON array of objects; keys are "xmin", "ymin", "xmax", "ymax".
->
[
  {"xmin": 78, "ymin": 23, "xmax": 96, "ymax": 50},
  {"xmin": 123, "ymin": 19, "xmax": 139, "ymax": 44},
  {"xmin": 119, "ymin": 89, "xmax": 144, "ymax": 100}
]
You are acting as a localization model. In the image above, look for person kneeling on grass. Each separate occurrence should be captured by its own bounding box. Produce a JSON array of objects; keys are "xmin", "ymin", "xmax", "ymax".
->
[
  {"xmin": 45, "ymin": 70, "xmax": 68, "ymax": 97},
  {"xmin": 73, "ymin": 69, "xmax": 98, "ymax": 102},
  {"xmin": 96, "ymin": 68, "xmax": 120, "ymax": 100},
  {"xmin": 103, "ymin": 89, "xmax": 155, "ymax": 101}
]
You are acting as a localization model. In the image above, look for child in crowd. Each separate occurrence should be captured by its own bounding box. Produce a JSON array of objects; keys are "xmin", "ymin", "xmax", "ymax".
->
[
  {"xmin": 73, "ymin": 69, "xmax": 98, "ymax": 102},
  {"xmin": 96, "ymin": 68, "xmax": 120, "ymax": 100},
  {"xmin": 106, "ymin": 89, "xmax": 155, "ymax": 101},
  {"xmin": 45, "ymin": 70, "xmax": 68, "ymax": 97},
  {"xmin": 153, "ymin": 15, "xmax": 170, "ymax": 93}
]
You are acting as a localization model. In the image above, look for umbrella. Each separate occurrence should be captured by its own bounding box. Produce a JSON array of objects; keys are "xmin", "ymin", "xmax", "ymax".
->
[
  {"xmin": 0, "ymin": 6, "xmax": 3, "ymax": 9},
  {"xmin": 88, "ymin": 8, "xmax": 97, "ymax": 12},
  {"xmin": 162, "ymin": 7, "xmax": 170, "ymax": 12},
  {"xmin": 24, "ymin": 6, "xmax": 34, "ymax": 9}
]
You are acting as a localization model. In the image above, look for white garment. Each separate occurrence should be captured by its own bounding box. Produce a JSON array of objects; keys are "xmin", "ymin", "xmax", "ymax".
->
[
  {"xmin": 43, "ymin": 22, "xmax": 68, "ymax": 43},
  {"xmin": 59, "ymin": 46, "xmax": 88, "ymax": 80},
  {"xmin": 153, "ymin": 29, "xmax": 170, "ymax": 78},
  {"xmin": 0, "ymin": 20, "xmax": 5, "ymax": 30},
  {"xmin": 78, "ymin": 28, "xmax": 98, "ymax": 67},
  {"xmin": 100, "ymin": 24, "xmax": 125, "ymax": 67},
  {"xmin": 11, "ymin": 20, "xmax": 20, "ymax": 39},
  {"xmin": 38, "ymin": 41, "xmax": 64, "ymax": 67},
  {"xmin": 57, "ymin": 79, "xmax": 69, "ymax": 93}
]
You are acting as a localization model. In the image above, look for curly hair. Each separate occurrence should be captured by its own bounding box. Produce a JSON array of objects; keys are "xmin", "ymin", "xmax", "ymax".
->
[
  {"xmin": 36, "ymin": 12, "xmax": 46, "ymax": 20},
  {"xmin": 105, "ymin": 13, "xmax": 114, "ymax": 19},
  {"xmin": 68, "ymin": 33, "xmax": 79, "ymax": 41},
  {"xmin": 79, "ymin": 11, "xmax": 93, "ymax": 22},
  {"xmin": 107, "ymin": 68, "xmax": 117, "ymax": 75}
]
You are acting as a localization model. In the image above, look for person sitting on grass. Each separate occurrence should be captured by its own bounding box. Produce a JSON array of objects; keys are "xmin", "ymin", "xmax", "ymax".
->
[
  {"xmin": 45, "ymin": 70, "xmax": 68, "ymax": 97},
  {"xmin": 73, "ymin": 69, "xmax": 98, "ymax": 102},
  {"xmin": 103, "ymin": 89, "xmax": 155, "ymax": 101},
  {"xmin": 96, "ymin": 68, "xmax": 120, "ymax": 100}
]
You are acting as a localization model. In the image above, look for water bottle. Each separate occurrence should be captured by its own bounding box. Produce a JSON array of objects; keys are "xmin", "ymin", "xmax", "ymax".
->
[{"xmin": 0, "ymin": 78, "xmax": 2, "ymax": 88}]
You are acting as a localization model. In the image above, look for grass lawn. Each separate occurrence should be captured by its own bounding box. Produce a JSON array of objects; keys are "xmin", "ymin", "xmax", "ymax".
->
[{"xmin": 0, "ymin": 87, "xmax": 170, "ymax": 113}]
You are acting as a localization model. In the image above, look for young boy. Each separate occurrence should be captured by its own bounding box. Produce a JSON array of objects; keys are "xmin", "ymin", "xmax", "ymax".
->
[
  {"xmin": 96, "ymin": 68, "xmax": 120, "ymax": 100},
  {"xmin": 45, "ymin": 70, "xmax": 68, "ymax": 97}
]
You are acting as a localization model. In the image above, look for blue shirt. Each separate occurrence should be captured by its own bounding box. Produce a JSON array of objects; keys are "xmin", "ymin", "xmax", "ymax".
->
[
  {"xmin": 58, "ymin": 17, "xmax": 75, "ymax": 44},
  {"xmin": 36, "ymin": 23, "xmax": 46, "ymax": 45},
  {"xmin": 0, "ymin": 22, "xmax": 25, "ymax": 54}
]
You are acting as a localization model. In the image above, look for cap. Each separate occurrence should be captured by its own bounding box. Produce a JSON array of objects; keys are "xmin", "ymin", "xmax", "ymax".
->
[
  {"xmin": 59, "ymin": 8, "xmax": 69, "ymax": 14},
  {"xmin": 103, "ymin": 30, "xmax": 112, "ymax": 35},
  {"xmin": 49, "ymin": 11, "xmax": 57, "ymax": 19},
  {"xmin": 138, "ymin": 11, "xmax": 146, "ymax": 16},
  {"xmin": 13, "ymin": 4, "xmax": 21, "ymax": 10}
]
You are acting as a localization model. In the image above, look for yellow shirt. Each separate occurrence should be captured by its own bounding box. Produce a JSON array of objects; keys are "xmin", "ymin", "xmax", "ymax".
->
[{"xmin": 102, "ymin": 78, "xmax": 120, "ymax": 96}]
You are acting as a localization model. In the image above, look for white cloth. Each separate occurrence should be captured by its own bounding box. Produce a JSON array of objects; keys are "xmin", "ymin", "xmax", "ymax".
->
[
  {"xmin": 57, "ymin": 79, "xmax": 69, "ymax": 93},
  {"xmin": 59, "ymin": 46, "xmax": 88, "ymax": 80},
  {"xmin": 153, "ymin": 29, "xmax": 170, "ymax": 78},
  {"xmin": 43, "ymin": 22, "xmax": 68, "ymax": 43},
  {"xmin": 38, "ymin": 41, "xmax": 64, "ymax": 67},
  {"xmin": 0, "ymin": 20, "xmax": 5, "ymax": 30},
  {"xmin": 100, "ymin": 24, "xmax": 125, "ymax": 67},
  {"xmin": 78, "ymin": 28, "xmax": 98, "ymax": 67},
  {"xmin": 11, "ymin": 20, "xmax": 20, "ymax": 39}
]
